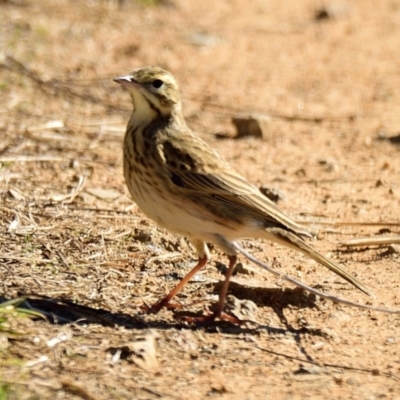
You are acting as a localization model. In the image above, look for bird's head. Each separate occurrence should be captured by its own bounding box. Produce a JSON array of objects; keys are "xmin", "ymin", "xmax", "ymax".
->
[{"xmin": 114, "ymin": 66, "xmax": 181, "ymax": 118}]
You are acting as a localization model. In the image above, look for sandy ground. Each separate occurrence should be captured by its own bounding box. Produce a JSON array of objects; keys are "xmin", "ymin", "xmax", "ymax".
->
[{"xmin": 1, "ymin": 0, "xmax": 400, "ymax": 398}]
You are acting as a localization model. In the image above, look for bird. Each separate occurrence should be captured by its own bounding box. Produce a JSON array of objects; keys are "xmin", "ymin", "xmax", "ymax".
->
[{"xmin": 114, "ymin": 66, "xmax": 371, "ymax": 324}]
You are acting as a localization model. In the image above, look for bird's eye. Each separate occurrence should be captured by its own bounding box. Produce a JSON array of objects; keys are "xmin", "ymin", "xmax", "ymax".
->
[{"xmin": 152, "ymin": 79, "xmax": 164, "ymax": 89}]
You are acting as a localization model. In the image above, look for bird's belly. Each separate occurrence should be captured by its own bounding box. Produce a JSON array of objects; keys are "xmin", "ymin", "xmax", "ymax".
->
[
  {"xmin": 124, "ymin": 172, "xmax": 189, "ymax": 232},
  {"xmin": 126, "ymin": 183, "xmax": 203, "ymax": 236},
  {"xmin": 125, "ymin": 173, "xmax": 261, "ymax": 245}
]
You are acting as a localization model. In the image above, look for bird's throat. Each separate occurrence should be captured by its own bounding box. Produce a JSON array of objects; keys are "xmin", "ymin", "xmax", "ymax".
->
[{"xmin": 130, "ymin": 91, "xmax": 158, "ymax": 127}]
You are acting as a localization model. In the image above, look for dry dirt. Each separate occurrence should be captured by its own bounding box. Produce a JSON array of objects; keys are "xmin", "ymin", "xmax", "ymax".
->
[{"xmin": 1, "ymin": 0, "xmax": 400, "ymax": 399}]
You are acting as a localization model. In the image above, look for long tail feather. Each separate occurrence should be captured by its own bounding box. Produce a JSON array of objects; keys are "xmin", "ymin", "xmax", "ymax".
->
[{"xmin": 264, "ymin": 228, "xmax": 373, "ymax": 296}]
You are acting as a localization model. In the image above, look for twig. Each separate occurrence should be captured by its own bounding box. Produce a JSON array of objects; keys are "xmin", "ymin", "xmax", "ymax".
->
[
  {"xmin": 254, "ymin": 345, "xmax": 399, "ymax": 380},
  {"xmin": 234, "ymin": 243, "xmax": 400, "ymax": 314},
  {"xmin": 340, "ymin": 236, "xmax": 400, "ymax": 246},
  {"xmin": 0, "ymin": 155, "xmax": 67, "ymax": 162},
  {"xmin": 297, "ymin": 220, "xmax": 400, "ymax": 227},
  {"xmin": 61, "ymin": 378, "xmax": 97, "ymax": 400},
  {"xmin": 0, "ymin": 379, "xmax": 61, "ymax": 390},
  {"xmin": 27, "ymin": 274, "xmax": 44, "ymax": 289},
  {"xmin": 52, "ymin": 175, "xmax": 86, "ymax": 203},
  {"xmin": 0, "ymin": 255, "xmax": 59, "ymax": 264},
  {"xmin": 0, "ymin": 155, "xmax": 117, "ymax": 166},
  {"xmin": 56, "ymin": 251, "xmax": 70, "ymax": 269},
  {"xmin": 1, "ymin": 55, "xmax": 125, "ymax": 113},
  {"xmin": 140, "ymin": 386, "xmax": 163, "ymax": 398},
  {"xmin": 145, "ymin": 252, "xmax": 183, "ymax": 266},
  {"xmin": 200, "ymin": 99, "xmax": 364, "ymax": 123}
]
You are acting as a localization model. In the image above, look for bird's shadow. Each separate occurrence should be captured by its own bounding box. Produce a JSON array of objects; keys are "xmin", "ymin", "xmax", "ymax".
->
[
  {"xmin": 3, "ymin": 292, "xmax": 398, "ymax": 381},
  {"xmin": 226, "ymin": 280, "xmax": 319, "ymax": 334},
  {"xmin": 1, "ymin": 282, "xmax": 322, "ymax": 337}
]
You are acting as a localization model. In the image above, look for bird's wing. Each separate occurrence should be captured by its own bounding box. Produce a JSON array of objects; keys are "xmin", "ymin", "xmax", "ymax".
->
[{"xmin": 160, "ymin": 137, "xmax": 313, "ymax": 237}]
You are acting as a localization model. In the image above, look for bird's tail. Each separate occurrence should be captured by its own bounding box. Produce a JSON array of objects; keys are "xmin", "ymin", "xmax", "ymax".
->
[{"xmin": 263, "ymin": 228, "xmax": 373, "ymax": 296}]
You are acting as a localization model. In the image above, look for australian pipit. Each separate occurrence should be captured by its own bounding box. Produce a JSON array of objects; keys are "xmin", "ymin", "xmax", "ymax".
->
[{"xmin": 114, "ymin": 66, "xmax": 371, "ymax": 324}]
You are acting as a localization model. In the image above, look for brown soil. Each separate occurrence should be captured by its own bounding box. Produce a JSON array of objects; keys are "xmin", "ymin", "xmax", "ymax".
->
[{"xmin": 1, "ymin": 0, "xmax": 400, "ymax": 398}]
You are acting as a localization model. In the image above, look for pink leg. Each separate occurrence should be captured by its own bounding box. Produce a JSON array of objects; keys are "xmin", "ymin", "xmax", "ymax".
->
[
  {"xmin": 177, "ymin": 255, "xmax": 248, "ymax": 325},
  {"xmin": 143, "ymin": 255, "xmax": 208, "ymax": 313},
  {"xmin": 214, "ymin": 255, "xmax": 237, "ymax": 318}
]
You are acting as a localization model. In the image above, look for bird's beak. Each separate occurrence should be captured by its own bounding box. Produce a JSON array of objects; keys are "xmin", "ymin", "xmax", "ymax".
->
[{"xmin": 113, "ymin": 75, "xmax": 139, "ymax": 88}]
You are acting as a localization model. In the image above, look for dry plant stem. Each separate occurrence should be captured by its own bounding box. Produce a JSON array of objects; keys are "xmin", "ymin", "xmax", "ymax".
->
[
  {"xmin": 307, "ymin": 221, "xmax": 400, "ymax": 227},
  {"xmin": 341, "ymin": 236, "xmax": 400, "ymax": 246},
  {"xmin": 234, "ymin": 243, "xmax": 400, "ymax": 314}
]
